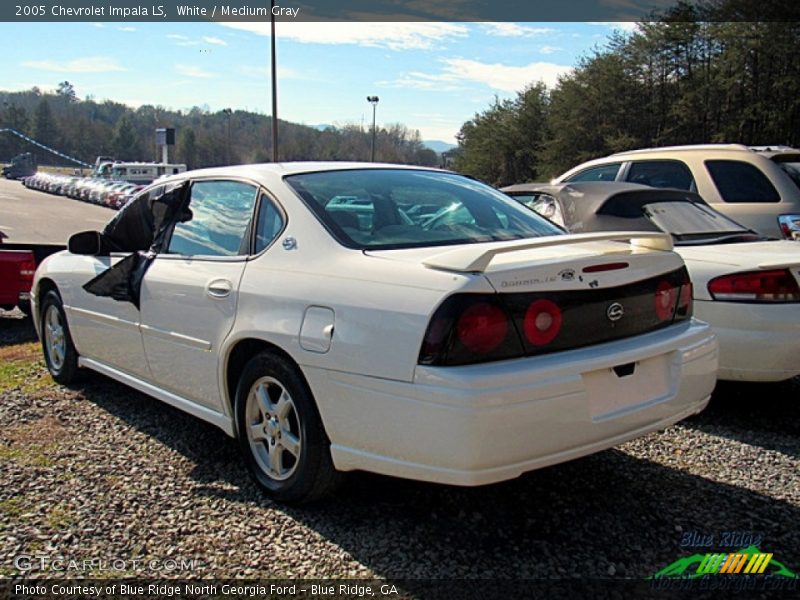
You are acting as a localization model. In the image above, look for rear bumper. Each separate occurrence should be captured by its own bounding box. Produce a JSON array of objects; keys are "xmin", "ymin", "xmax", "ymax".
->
[
  {"xmin": 695, "ymin": 300, "xmax": 800, "ymax": 382},
  {"xmin": 305, "ymin": 319, "xmax": 718, "ymax": 486}
]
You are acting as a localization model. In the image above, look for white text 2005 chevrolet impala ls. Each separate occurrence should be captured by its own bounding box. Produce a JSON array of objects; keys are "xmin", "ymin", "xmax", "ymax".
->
[{"xmin": 32, "ymin": 163, "xmax": 718, "ymax": 502}]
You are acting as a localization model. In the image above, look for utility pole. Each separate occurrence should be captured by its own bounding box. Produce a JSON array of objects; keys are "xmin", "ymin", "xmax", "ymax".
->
[{"xmin": 270, "ymin": 0, "xmax": 278, "ymax": 162}]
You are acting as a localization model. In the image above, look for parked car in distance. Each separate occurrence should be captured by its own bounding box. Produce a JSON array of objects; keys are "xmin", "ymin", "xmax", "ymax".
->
[
  {"xmin": 503, "ymin": 181, "xmax": 800, "ymax": 382},
  {"xmin": 554, "ymin": 144, "xmax": 800, "ymax": 240},
  {"xmin": 32, "ymin": 163, "xmax": 718, "ymax": 502}
]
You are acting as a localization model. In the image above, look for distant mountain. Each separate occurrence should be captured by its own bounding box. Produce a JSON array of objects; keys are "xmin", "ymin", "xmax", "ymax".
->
[
  {"xmin": 424, "ymin": 140, "xmax": 457, "ymax": 153},
  {"xmin": 312, "ymin": 123, "xmax": 334, "ymax": 131}
]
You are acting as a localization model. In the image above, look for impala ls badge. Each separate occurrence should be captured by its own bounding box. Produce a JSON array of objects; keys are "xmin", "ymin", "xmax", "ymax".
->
[{"xmin": 607, "ymin": 302, "xmax": 624, "ymax": 322}]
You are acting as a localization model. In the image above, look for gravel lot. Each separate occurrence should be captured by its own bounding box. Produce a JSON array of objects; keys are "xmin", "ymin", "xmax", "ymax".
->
[{"xmin": 1, "ymin": 308, "xmax": 798, "ymax": 594}]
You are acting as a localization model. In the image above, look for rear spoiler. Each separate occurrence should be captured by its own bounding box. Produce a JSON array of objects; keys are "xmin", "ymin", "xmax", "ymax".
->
[
  {"xmin": 757, "ymin": 260, "xmax": 800, "ymax": 271},
  {"xmin": 422, "ymin": 231, "xmax": 673, "ymax": 273}
]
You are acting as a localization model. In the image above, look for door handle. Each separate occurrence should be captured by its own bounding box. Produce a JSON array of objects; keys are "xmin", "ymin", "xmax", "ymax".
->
[{"xmin": 207, "ymin": 279, "xmax": 232, "ymax": 298}]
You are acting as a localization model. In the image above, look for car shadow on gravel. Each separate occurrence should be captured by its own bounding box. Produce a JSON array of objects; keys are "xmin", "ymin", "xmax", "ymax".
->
[
  {"xmin": 72, "ymin": 373, "xmax": 800, "ymax": 586},
  {"xmin": 682, "ymin": 378, "xmax": 800, "ymax": 459},
  {"xmin": 0, "ymin": 310, "xmax": 37, "ymax": 345}
]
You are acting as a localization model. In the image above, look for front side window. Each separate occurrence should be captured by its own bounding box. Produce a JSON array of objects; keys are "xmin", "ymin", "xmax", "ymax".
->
[
  {"xmin": 705, "ymin": 160, "xmax": 780, "ymax": 203},
  {"xmin": 564, "ymin": 163, "xmax": 622, "ymax": 183},
  {"xmin": 285, "ymin": 169, "xmax": 562, "ymax": 250},
  {"xmin": 167, "ymin": 180, "xmax": 258, "ymax": 256},
  {"xmin": 626, "ymin": 160, "xmax": 695, "ymax": 190}
]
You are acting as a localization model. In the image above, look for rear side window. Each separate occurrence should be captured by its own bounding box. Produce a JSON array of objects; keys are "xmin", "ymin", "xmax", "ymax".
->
[
  {"xmin": 626, "ymin": 160, "xmax": 695, "ymax": 190},
  {"xmin": 254, "ymin": 193, "xmax": 285, "ymax": 253},
  {"xmin": 564, "ymin": 163, "xmax": 621, "ymax": 182},
  {"xmin": 705, "ymin": 160, "xmax": 780, "ymax": 203}
]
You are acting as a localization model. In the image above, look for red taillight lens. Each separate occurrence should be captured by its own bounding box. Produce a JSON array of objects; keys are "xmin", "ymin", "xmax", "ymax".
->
[
  {"xmin": 677, "ymin": 280, "xmax": 693, "ymax": 318},
  {"xmin": 708, "ymin": 269, "xmax": 800, "ymax": 303},
  {"xmin": 655, "ymin": 280, "xmax": 679, "ymax": 321},
  {"xmin": 523, "ymin": 299, "xmax": 562, "ymax": 346},
  {"xmin": 18, "ymin": 260, "xmax": 36, "ymax": 280},
  {"xmin": 419, "ymin": 295, "xmax": 523, "ymax": 366},
  {"xmin": 456, "ymin": 302, "xmax": 508, "ymax": 353}
]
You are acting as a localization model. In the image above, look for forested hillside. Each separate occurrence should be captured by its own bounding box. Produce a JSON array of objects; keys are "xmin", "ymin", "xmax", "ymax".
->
[
  {"xmin": 0, "ymin": 83, "xmax": 438, "ymax": 169},
  {"xmin": 455, "ymin": 8, "xmax": 800, "ymax": 185}
]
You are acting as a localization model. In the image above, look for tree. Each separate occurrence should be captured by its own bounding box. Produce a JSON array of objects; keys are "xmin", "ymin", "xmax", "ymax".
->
[
  {"xmin": 33, "ymin": 98, "xmax": 59, "ymax": 148},
  {"xmin": 177, "ymin": 128, "xmax": 197, "ymax": 169},
  {"xmin": 454, "ymin": 84, "xmax": 549, "ymax": 185},
  {"xmin": 112, "ymin": 115, "xmax": 143, "ymax": 160},
  {"xmin": 56, "ymin": 81, "xmax": 77, "ymax": 103}
]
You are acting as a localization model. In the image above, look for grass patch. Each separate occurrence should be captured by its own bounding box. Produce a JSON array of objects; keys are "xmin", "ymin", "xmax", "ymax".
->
[
  {"xmin": 0, "ymin": 342, "xmax": 52, "ymax": 393},
  {"xmin": 46, "ymin": 506, "xmax": 73, "ymax": 530},
  {"xmin": 0, "ymin": 497, "xmax": 24, "ymax": 517}
]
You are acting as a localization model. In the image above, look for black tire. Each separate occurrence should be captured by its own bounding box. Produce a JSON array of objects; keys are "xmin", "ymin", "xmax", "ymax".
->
[
  {"xmin": 40, "ymin": 290, "xmax": 81, "ymax": 384},
  {"xmin": 234, "ymin": 351, "xmax": 340, "ymax": 503}
]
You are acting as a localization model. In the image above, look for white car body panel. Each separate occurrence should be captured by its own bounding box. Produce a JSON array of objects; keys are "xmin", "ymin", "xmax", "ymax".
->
[
  {"xmin": 31, "ymin": 162, "xmax": 719, "ymax": 487},
  {"xmin": 675, "ymin": 240, "xmax": 800, "ymax": 381}
]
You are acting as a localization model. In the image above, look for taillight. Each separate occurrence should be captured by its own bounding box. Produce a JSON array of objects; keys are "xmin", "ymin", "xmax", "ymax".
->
[
  {"xmin": 708, "ymin": 269, "xmax": 800, "ymax": 302},
  {"xmin": 18, "ymin": 260, "xmax": 36, "ymax": 280},
  {"xmin": 523, "ymin": 299, "xmax": 562, "ymax": 346},
  {"xmin": 456, "ymin": 302, "xmax": 508, "ymax": 353},
  {"xmin": 677, "ymin": 280, "xmax": 693, "ymax": 318},
  {"xmin": 418, "ymin": 267, "xmax": 692, "ymax": 367},
  {"xmin": 654, "ymin": 269, "xmax": 693, "ymax": 322},
  {"xmin": 655, "ymin": 280, "xmax": 678, "ymax": 321},
  {"xmin": 419, "ymin": 295, "xmax": 522, "ymax": 366}
]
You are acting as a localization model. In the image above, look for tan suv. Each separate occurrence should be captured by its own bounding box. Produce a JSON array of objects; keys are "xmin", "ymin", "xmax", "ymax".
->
[{"xmin": 555, "ymin": 144, "xmax": 800, "ymax": 240}]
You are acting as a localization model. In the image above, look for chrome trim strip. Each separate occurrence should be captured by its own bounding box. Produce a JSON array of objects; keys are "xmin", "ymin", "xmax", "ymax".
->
[
  {"xmin": 140, "ymin": 324, "xmax": 212, "ymax": 351},
  {"xmin": 66, "ymin": 305, "xmax": 140, "ymax": 333}
]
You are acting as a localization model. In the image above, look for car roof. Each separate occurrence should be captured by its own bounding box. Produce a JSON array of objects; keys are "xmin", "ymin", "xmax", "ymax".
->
[{"xmin": 154, "ymin": 161, "xmax": 445, "ymax": 185}]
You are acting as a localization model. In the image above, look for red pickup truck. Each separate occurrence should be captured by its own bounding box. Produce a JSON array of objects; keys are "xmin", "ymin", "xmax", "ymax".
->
[{"xmin": 0, "ymin": 232, "xmax": 63, "ymax": 316}]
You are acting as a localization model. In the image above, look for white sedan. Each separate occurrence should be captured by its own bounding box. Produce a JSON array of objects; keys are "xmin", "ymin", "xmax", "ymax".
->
[
  {"xmin": 32, "ymin": 164, "xmax": 718, "ymax": 502},
  {"xmin": 503, "ymin": 181, "xmax": 800, "ymax": 382}
]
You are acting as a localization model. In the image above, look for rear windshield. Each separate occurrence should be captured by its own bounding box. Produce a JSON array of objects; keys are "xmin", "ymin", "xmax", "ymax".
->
[{"xmin": 285, "ymin": 169, "xmax": 562, "ymax": 250}]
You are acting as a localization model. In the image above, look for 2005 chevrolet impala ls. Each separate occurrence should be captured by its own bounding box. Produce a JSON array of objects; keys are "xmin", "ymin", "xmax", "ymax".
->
[{"xmin": 31, "ymin": 163, "xmax": 718, "ymax": 502}]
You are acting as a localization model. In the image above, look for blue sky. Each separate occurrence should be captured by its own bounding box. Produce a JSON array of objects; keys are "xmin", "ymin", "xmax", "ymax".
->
[{"xmin": 1, "ymin": 21, "xmax": 635, "ymax": 144}]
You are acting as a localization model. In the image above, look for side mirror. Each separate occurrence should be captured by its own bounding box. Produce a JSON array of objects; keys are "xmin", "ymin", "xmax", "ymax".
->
[{"xmin": 68, "ymin": 231, "xmax": 102, "ymax": 255}]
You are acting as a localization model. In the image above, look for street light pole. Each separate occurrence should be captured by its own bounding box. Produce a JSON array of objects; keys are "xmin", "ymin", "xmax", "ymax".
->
[
  {"xmin": 367, "ymin": 96, "xmax": 379, "ymax": 162},
  {"xmin": 270, "ymin": 0, "xmax": 279, "ymax": 162}
]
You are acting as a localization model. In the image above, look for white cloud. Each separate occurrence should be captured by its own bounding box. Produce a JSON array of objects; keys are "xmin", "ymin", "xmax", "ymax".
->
[
  {"xmin": 202, "ymin": 36, "xmax": 228, "ymax": 46},
  {"xmin": 21, "ymin": 56, "xmax": 126, "ymax": 73},
  {"xmin": 175, "ymin": 64, "xmax": 216, "ymax": 78},
  {"xmin": 219, "ymin": 22, "xmax": 468, "ymax": 51},
  {"xmin": 167, "ymin": 33, "xmax": 199, "ymax": 46},
  {"xmin": 539, "ymin": 46, "xmax": 561, "ymax": 55},
  {"xmin": 118, "ymin": 26, "xmax": 137, "ymax": 32},
  {"xmin": 590, "ymin": 21, "xmax": 640, "ymax": 32},
  {"xmin": 480, "ymin": 23, "xmax": 555, "ymax": 38},
  {"xmin": 93, "ymin": 23, "xmax": 104, "ymax": 28},
  {"xmin": 383, "ymin": 58, "xmax": 572, "ymax": 94}
]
